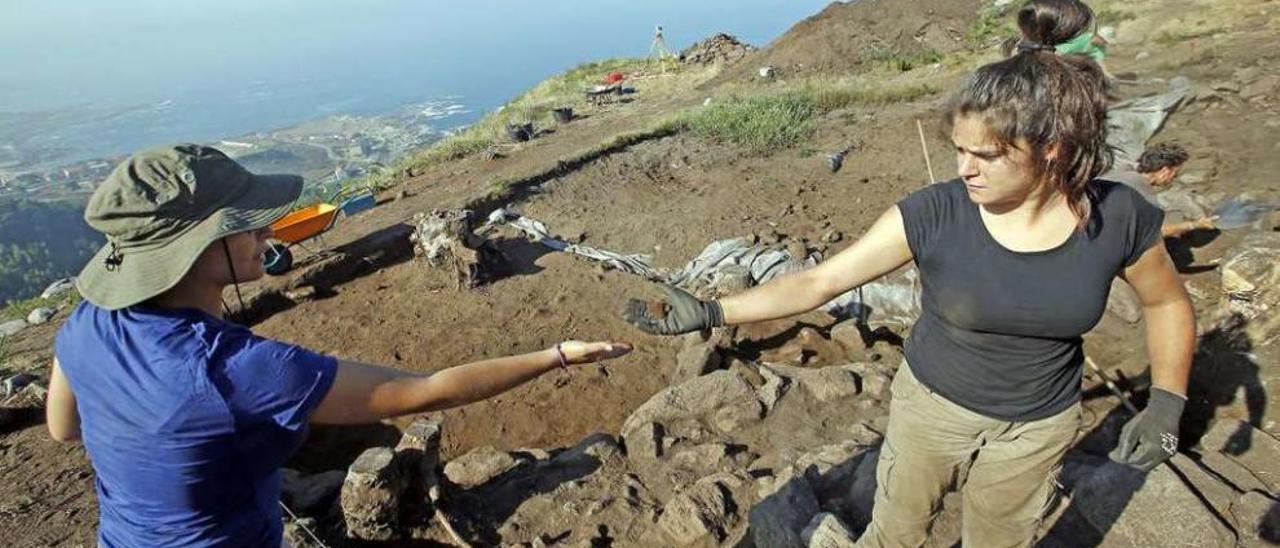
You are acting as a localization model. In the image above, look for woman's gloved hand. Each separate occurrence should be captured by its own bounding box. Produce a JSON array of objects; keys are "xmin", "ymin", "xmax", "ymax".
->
[
  {"xmin": 622, "ymin": 284, "xmax": 724, "ymax": 336},
  {"xmin": 1109, "ymin": 387, "xmax": 1186, "ymax": 472}
]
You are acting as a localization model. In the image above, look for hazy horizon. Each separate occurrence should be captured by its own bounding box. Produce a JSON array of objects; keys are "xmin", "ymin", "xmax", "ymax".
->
[{"xmin": 2, "ymin": 0, "xmax": 831, "ymax": 165}]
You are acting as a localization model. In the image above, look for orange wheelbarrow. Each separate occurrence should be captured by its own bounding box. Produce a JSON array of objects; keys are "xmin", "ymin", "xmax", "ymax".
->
[{"xmin": 264, "ymin": 203, "xmax": 340, "ymax": 275}]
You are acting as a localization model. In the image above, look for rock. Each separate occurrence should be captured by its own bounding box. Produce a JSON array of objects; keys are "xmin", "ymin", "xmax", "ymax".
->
[
  {"xmin": 283, "ymin": 469, "xmax": 346, "ymax": 516},
  {"xmin": 622, "ymin": 370, "xmax": 760, "ymax": 454},
  {"xmin": 1241, "ymin": 75, "xmax": 1279, "ymax": 100},
  {"xmin": 750, "ymin": 470, "xmax": 821, "ymax": 548},
  {"xmin": 1106, "ymin": 278, "xmax": 1143, "ymax": 323},
  {"xmin": 1235, "ymin": 66, "xmax": 1263, "ymax": 85},
  {"xmin": 801, "ymin": 512, "xmax": 858, "ymax": 548},
  {"xmin": 1220, "ymin": 232, "xmax": 1280, "ymax": 344},
  {"xmin": 1231, "ymin": 490, "xmax": 1280, "ymax": 547},
  {"xmin": 40, "ymin": 277, "xmax": 77, "ymax": 300},
  {"xmin": 409, "ymin": 209, "xmax": 504, "ymax": 289},
  {"xmin": 1212, "ymin": 81, "xmax": 1242, "ymax": 93},
  {"xmin": 829, "ymin": 321, "xmax": 868, "ymax": 356},
  {"xmin": 680, "ymin": 33, "xmax": 755, "ymax": 66},
  {"xmin": 756, "ymin": 365, "xmax": 792, "ymax": 413},
  {"xmin": 658, "ymin": 480, "xmax": 735, "ymax": 543},
  {"xmin": 712, "ymin": 399, "xmax": 765, "ymax": 433},
  {"xmin": 821, "ymin": 230, "xmax": 843, "ymax": 244},
  {"xmin": 25, "ymin": 307, "xmax": 56, "ymax": 325},
  {"xmin": 560, "ymin": 432, "xmax": 625, "ymax": 466},
  {"xmin": 1072, "ymin": 460, "xmax": 1236, "ymax": 547},
  {"xmin": 341, "ymin": 447, "xmax": 406, "ymax": 541},
  {"xmin": 625, "ymin": 421, "xmax": 666, "ymax": 461},
  {"xmin": 708, "ymin": 265, "xmax": 754, "ymax": 296},
  {"xmin": 1135, "ymin": 51, "xmax": 1150, "ymax": 61},
  {"xmin": 759, "ymin": 66, "xmax": 777, "ymax": 79},
  {"xmin": 443, "ymin": 446, "xmax": 521, "ymax": 488},
  {"xmin": 283, "ymin": 517, "xmax": 321, "ymax": 548},
  {"xmin": 283, "ymin": 286, "xmax": 320, "ymax": 303},
  {"xmin": 674, "ymin": 339, "xmax": 721, "ymax": 383},
  {"xmin": 395, "ymin": 417, "xmax": 442, "ymax": 496},
  {"xmin": 1200, "ymin": 419, "xmax": 1280, "ymax": 491},
  {"xmin": 796, "ymin": 440, "xmax": 874, "ymax": 510},
  {"xmin": 0, "ymin": 319, "xmax": 25, "ymax": 338}
]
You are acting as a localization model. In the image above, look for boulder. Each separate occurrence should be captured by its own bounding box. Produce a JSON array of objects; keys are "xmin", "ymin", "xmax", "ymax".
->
[
  {"xmin": 341, "ymin": 447, "xmax": 406, "ymax": 541},
  {"xmin": 283, "ymin": 469, "xmax": 346, "ymax": 516},
  {"xmin": 0, "ymin": 319, "xmax": 25, "ymax": 338},
  {"xmin": 1231, "ymin": 490, "xmax": 1280, "ymax": 547},
  {"xmin": 796, "ymin": 440, "xmax": 874, "ymax": 512},
  {"xmin": 847, "ymin": 447, "xmax": 881, "ymax": 529},
  {"xmin": 622, "ymin": 370, "xmax": 760, "ymax": 453},
  {"xmin": 674, "ymin": 339, "xmax": 721, "ymax": 383},
  {"xmin": 40, "ymin": 277, "xmax": 77, "ymax": 300},
  {"xmin": 828, "ymin": 321, "xmax": 868, "ymax": 357},
  {"xmin": 395, "ymin": 417, "xmax": 442, "ymax": 499},
  {"xmin": 1072, "ymin": 460, "xmax": 1236, "ymax": 547},
  {"xmin": 657, "ymin": 480, "xmax": 735, "ymax": 544},
  {"xmin": 1241, "ymin": 75, "xmax": 1279, "ymax": 100},
  {"xmin": 679, "ymin": 33, "xmax": 755, "ymax": 66},
  {"xmin": 1199, "ymin": 418, "xmax": 1280, "ymax": 492},
  {"xmin": 26, "ymin": 307, "xmax": 55, "ymax": 325},
  {"xmin": 750, "ymin": 470, "xmax": 821, "ymax": 548},
  {"xmin": 1221, "ymin": 232, "xmax": 1280, "ymax": 344},
  {"xmin": 801, "ymin": 512, "xmax": 858, "ymax": 548},
  {"xmin": 443, "ymin": 446, "xmax": 521, "ymax": 488}
]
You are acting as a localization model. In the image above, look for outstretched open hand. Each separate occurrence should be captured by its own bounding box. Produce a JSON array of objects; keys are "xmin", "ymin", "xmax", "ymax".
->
[
  {"xmin": 622, "ymin": 283, "xmax": 724, "ymax": 336},
  {"xmin": 559, "ymin": 341, "xmax": 633, "ymax": 365}
]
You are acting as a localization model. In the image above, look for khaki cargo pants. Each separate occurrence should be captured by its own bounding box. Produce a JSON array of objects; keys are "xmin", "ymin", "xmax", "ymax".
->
[{"xmin": 855, "ymin": 362, "xmax": 1081, "ymax": 548}]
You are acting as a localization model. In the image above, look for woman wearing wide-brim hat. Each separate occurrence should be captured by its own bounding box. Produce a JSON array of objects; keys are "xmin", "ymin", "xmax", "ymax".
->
[{"xmin": 47, "ymin": 144, "xmax": 632, "ymax": 547}]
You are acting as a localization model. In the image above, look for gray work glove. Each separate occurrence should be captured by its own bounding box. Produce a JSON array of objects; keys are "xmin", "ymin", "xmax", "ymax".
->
[
  {"xmin": 623, "ymin": 283, "xmax": 724, "ymax": 336},
  {"xmin": 1109, "ymin": 387, "xmax": 1186, "ymax": 472}
]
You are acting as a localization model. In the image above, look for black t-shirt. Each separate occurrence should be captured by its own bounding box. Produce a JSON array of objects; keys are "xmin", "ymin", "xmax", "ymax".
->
[{"xmin": 897, "ymin": 179, "xmax": 1164, "ymax": 421}]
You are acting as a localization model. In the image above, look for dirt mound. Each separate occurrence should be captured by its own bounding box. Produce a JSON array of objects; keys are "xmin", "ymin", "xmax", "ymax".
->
[
  {"xmin": 679, "ymin": 33, "xmax": 755, "ymax": 66},
  {"xmin": 710, "ymin": 0, "xmax": 986, "ymax": 84}
]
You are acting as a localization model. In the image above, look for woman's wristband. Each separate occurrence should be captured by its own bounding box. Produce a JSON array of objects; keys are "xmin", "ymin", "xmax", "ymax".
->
[{"xmin": 553, "ymin": 343, "xmax": 570, "ymax": 369}]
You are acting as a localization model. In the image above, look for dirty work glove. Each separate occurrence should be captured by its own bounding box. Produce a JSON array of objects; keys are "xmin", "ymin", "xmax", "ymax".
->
[
  {"xmin": 1109, "ymin": 387, "xmax": 1186, "ymax": 472},
  {"xmin": 622, "ymin": 284, "xmax": 724, "ymax": 336}
]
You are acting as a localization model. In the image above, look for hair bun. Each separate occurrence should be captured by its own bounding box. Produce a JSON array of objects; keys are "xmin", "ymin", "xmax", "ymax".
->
[{"xmin": 1017, "ymin": 0, "xmax": 1094, "ymax": 48}]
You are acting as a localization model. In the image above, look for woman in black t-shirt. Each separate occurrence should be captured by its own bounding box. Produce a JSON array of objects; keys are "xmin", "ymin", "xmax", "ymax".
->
[{"xmin": 621, "ymin": 1, "xmax": 1194, "ymax": 546}]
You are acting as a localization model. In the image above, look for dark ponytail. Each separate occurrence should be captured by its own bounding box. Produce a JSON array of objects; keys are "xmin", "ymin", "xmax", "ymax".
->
[{"xmin": 947, "ymin": 0, "xmax": 1111, "ymax": 226}]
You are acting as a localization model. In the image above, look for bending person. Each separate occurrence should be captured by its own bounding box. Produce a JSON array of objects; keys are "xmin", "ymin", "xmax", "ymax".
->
[
  {"xmin": 47, "ymin": 144, "xmax": 632, "ymax": 547},
  {"xmin": 622, "ymin": 1, "xmax": 1194, "ymax": 547}
]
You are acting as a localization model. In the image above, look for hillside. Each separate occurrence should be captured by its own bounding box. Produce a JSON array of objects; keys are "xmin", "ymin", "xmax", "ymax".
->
[{"xmin": 1, "ymin": 0, "xmax": 1278, "ymax": 546}]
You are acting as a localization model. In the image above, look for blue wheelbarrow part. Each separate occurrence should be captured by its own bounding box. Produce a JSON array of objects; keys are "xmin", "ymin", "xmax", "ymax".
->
[
  {"xmin": 340, "ymin": 192, "xmax": 377, "ymax": 217},
  {"xmin": 264, "ymin": 243, "xmax": 294, "ymax": 276}
]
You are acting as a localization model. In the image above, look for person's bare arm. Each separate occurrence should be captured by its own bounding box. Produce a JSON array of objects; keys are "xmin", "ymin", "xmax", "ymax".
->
[
  {"xmin": 310, "ymin": 341, "xmax": 630, "ymax": 424},
  {"xmin": 47, "ymin": 358, "xmax": 81, "ymax": 443},
  {"xmin": 719, "ymin": 206, "xmax": 914, "ymax": 325},
  {"xmin": 1122, "ymin": 242, "xmax": 1195, "ymax": 395}
]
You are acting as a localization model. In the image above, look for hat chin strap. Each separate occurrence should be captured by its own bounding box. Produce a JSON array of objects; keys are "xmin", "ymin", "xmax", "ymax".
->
[{"xmin": 220, "ymin": 239, "xmax": 248, "ymax": 323}]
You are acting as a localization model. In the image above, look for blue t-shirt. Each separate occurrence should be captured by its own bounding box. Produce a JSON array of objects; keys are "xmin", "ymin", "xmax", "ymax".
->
[{"xmin": 54, "ymin": 302, "xmax": 338, "ymax": 548}]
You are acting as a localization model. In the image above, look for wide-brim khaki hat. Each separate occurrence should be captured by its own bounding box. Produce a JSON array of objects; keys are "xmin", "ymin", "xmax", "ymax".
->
[{"xmin": 76, "ymin": 144, "xmax": 303, "ymax": 310}]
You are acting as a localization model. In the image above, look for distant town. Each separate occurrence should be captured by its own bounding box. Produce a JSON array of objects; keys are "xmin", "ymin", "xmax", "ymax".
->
[{"xmin": 0, "ymin": 100, "xmax": 466, "ymax": 203}]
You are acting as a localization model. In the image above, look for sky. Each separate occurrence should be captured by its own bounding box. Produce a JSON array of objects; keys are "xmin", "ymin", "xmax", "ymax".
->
[{"xmin": 1, "ymin": 0, "xmax": 831, "ymax": 115}]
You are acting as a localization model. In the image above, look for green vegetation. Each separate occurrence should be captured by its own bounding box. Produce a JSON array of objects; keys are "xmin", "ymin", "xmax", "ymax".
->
[
  {"xmin": 685, "ymin": 81, "xmax": 940, "ymax": 152},
  {"xmin": 0, "ymin": 198, "xmax": 102, "ymax": 307},
  {"xmin": 0, "ymin": 291, "xmax": 81, "ymax": 323},
  {"xmin": 1095, "ymin": 8, "xmax": 1137, "ymax": 26},
  {"xmin": 967, "ymin": 4, "xmax": 1017, "ymax": 48},
  {"xmin": 1155, "ymin": 25, "xmax": 1223, "ymax": 45},
  {"xmin": 867, "ymin": 47, "xmax": 944, "ymax": 72},
  {"xmin": 687, "ymin": 94, "xmax": 818, "ymax": 151}
]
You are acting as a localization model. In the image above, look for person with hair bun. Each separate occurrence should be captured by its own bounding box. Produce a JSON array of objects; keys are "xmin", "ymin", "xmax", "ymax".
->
[{"xmin": 621, "ymin": 1, "xmax": 1194, "ymax": 545}]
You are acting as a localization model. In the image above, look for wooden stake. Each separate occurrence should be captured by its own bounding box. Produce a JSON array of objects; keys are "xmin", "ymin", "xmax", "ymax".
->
[{"xmin": 916, "ymin": 119, "xmax": 936, "ymax": 184}]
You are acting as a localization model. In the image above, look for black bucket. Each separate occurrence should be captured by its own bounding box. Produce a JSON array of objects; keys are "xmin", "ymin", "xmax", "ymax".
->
[
  {"xmin": 506, "ymin": 122, "xmax": 534, "ymax": 142},
  {"xmin": 552, "ymin": 107, "xmax": 574, "ymax": 124}
]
